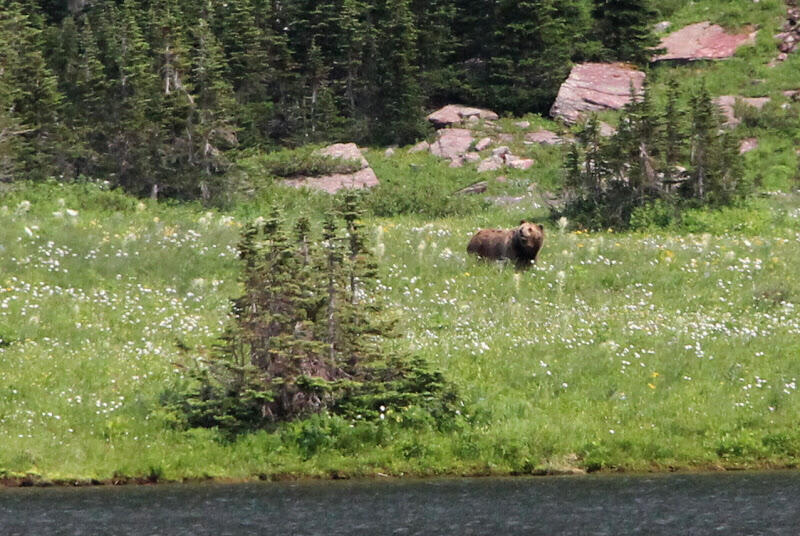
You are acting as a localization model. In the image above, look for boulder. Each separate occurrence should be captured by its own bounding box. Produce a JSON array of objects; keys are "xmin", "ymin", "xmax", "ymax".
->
[
  {"xmin": 284, "ymin": 143, "xmax": 379, "ymax": 194},
  {"xmin": 654, "ymin": 21, "xmax": 672, "ymax": 33},
  {"xmin": 284, "ymin": 168, "xmax": 379, "ymax": 194},
  {"xmin": 599, "ymin": 122, "xmax": 617, "ymax": 137},
  {"xmin": 455, "ymin": 181, "xmax": 488, "ymax": 195},
  {"xmin": 430, "ymin": 128, "xmax": 473, "ymax": 160},
  {"xmin": 317, "ymin": 142, "xmax": 370, "ymax": 169},
  {"xmin": 514, "ymin": 121, "xmax": 531, "ymax": 128},
  {"xmin": 714, "ymin": 95, "xmax": 771, "ymax": 127},
  {"xmin": 550, "ymin": 63, "xmax": 646, "ymax": 123},
  {"xmin": 506, "ymin": 157, "xmax": 535, "ymax": 170},
  {"xmin": 477, "ymin": 156, "xmax": 504, "ymax": 173},
  {"xmin": 492, "ymin": 146, "xmax": 511, "ymax": 158},
  {"xmin": 408, "ymin": 140, "xmax": 430, "ymax": 153},
  {"xmin": 426, "ymin": 104, "xmax": 499, "ymax": 128},
  {"xmin": 464, "ymin": 152, "xmax": 481, "ymax": 163},
  {"xmin": 652, "ymin": 21, "xmax": 757, "ymax": 62},
  {"xmin": 525, "ymin": 129, "xmax": 565, "ymax": 145},
  {"xmin": 475, "ymin": 137, "xmax": 492, "ymax": 151}
]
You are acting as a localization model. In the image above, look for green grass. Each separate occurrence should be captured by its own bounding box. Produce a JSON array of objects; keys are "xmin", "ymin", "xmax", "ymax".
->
[
  {"xmin": 2, "ymin": 4, "xmax": 800, "ymax": 482},
  {"xmin": 1, "ymin": 180, "xmax": 799, "ymax": 482}
]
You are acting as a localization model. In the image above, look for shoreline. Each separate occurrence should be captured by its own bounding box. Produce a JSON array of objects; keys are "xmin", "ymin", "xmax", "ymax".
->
[{"xmin": 3, "ymin": 463, "xmax": 799, "ymax": 489}]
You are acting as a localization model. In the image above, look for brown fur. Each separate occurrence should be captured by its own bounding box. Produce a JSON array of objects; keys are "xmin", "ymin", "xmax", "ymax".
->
[{"xmin": 466, "ymin": 220, "xmax": 544, "ymax": 268}]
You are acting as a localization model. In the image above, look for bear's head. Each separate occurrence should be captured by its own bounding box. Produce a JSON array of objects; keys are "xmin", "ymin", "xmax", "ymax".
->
[{"xmin": 516, "ymin": 220, "xmax": 544, "ymax": 252}]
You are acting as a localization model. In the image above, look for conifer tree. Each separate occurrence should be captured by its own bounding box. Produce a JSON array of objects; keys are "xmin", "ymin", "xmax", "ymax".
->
[
  {"xmin": 687, "ymin": 81, "xmax": 719, "ymax": 202},
  {"xmin": 172, "ymin": 197, "xmax": 458, "ymax": 432},
  {"xmin": 187, "ymin": 7, "xmax": 237, "ymax": 200},
  {"xmin": 371, "ymin": 0, "xmax": 426, "ymax": 145},
  {"xmin": 592, "ymin": 0, "xmax": 660, "ymax": 64},
  {"xmin": 0, "ymin": 0, "xmax": 65, "ymax": 180},
  {"xmin": 663, "ymin": 78, "xmax": 684, "ymax": 178}
]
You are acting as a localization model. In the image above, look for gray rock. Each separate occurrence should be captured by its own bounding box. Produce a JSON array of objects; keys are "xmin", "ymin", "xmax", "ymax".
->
[{"xmin": 455, "ymin": 181, "xmax": 488, "ymax": 195}]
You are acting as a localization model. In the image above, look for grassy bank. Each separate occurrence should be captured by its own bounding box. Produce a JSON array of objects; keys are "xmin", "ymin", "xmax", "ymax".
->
[{"xmin": 0, "ymin": 182, "xmax": 799, "ymax": 484}]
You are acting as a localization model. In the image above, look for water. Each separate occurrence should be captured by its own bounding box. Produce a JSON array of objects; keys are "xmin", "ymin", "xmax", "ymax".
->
[{"xmin": 2, "ymin": 472, "xmax": 799, "ymax": 535}]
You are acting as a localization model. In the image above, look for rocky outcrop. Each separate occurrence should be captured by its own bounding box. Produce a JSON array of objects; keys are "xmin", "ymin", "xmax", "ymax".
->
[
  {"xmin": 714, "ymin": 96, "xmax": 771, "ymax": 127},
  {"xmin": 284, "ymin": 143, "xmax": 379, "ymax": 194},
  {"xmin": 426, "ymin": 104, "xmax": 499, "ymax": 128},
  {"xmin": 550, "ymin": 63, "xmax": 645, "ymax": 123},
  {"xmin": 652, "ymin": 21, "xmax": 757, "ymax": 62},
  {"xmin": 770, "ymin": 3, "xmax": 800, "ymax": 66}
]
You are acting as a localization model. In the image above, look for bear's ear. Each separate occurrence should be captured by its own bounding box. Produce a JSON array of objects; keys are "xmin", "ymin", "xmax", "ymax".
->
[
  {"xmin": 519, "ymin": 219, "xmax": 527, "ymax": 225},
  {"xmin": 537, "ymin": 224, "xmax": 544, "ymax": 232}
]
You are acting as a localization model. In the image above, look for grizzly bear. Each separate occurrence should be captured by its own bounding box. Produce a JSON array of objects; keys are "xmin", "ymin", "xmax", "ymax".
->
[{"xmin": 466, "ymin": 220, "xmax": 544, "ymax": 268}]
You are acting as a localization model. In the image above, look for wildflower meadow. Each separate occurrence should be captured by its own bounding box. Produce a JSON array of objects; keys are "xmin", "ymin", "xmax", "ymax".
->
[{"xmin": 0, "ymin": 182, "xmax": 799, "ymax": 482}]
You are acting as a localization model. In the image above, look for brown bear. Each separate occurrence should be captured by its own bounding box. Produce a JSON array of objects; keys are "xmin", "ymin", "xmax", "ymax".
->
[{"xmin": 466, "ymin": 220, "xmax": 544, "ymax": 268}]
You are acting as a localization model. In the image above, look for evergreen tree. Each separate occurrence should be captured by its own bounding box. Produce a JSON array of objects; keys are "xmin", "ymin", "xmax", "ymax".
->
[
  {"xmin": 0, "ymin": 0, "xmax": 65, "ymax": 180},
  {"xmin": 687, "ymin": 81, "xmax": 718, "ymax": 202},
  {"xmin": 663, "ymin": 78, "xmax": 684, "ymax": 178},
  {"xmin": 371, "ymin": 0, "xmax": 426, "ymax": 145},
  {"xmin": 184, "ymin": 4, "xmax": 238, "ymax": 199},
  {"xmin": 171, "ymin": 197, "xmax": 458, "ymax": 431},
  {"xmin": 592, "ymin": 0, "xmax": 660, "ymax": 64},
  {"xmin": 488, "ymin": 0, "xmax": 589, "ymax": 114}
]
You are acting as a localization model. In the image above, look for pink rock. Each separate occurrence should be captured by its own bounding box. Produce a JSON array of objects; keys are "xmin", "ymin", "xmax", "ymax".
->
[
  {"xmin": 507, "ymin": 158, "xmax": 535, "ymax": 170},
  {"xmin": 430, "ymin": 128, "xmax": 474, "ymax": 160},
  {"xmin": 475, "ymin": 137, "xmax": 492, "ymax": 151},
  {"xmin": 284, "ymin": 143, "xmax": 378, "ymax": 193},
  {"xmin": 477, "ymin": 156, "xmax": 504, "ymax": 173},
  {"xmin": 714, "ymin": 96, "xmax": 771, "ymax": 127},
  {"xmin": 550, "ymin": 63, "xmax": 646, "ymax": 123},
  {"xmin": 464, "ymin": 152, "xmax": 481, "ymax": 163},
  {"xmin": 652, "ymin": 21, "xmax": 757, "ymax": 62},
  {"xmin": 426, "ymin": 104, "xmax": 499, "ymax": 128},
  {"xmin": 408, "ymin": 140, "xmax": 430, "ymax": 153},
  {"xmin": 739, "ymin": 137, "xmax": 758, "ymax": 154},
  {"xmin": 285, "ymin": 167, "xmax": 379, "ymax": 194},
  {"xmin": 492, "ymin": 146, "xmax": 511, "ymax": 158},
  {"xmin": 317, "ymin": 142, "xmax": 369, "ymax": 169},
  {"xmin": 599, "ymin": 122, "xmax": 617, "ymax": 137},
  {"xmin": 525, "ymin": 129, "xmax": 565, "ymax": 145}
]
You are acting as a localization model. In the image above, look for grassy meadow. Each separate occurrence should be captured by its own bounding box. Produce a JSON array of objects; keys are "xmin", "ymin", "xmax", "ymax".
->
[
  {"xmin": 2, "ymin": 0, "xmax": 800, "ymax": 484},
  {"xmin": 0, "ymin": 179, "xmax": 799, "ymax": 483}
]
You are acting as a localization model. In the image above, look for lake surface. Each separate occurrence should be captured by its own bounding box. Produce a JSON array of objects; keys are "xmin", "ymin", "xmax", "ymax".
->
[{"xmin": 2, "ymin": 471, "xmax": 799, "ymax": 535}]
